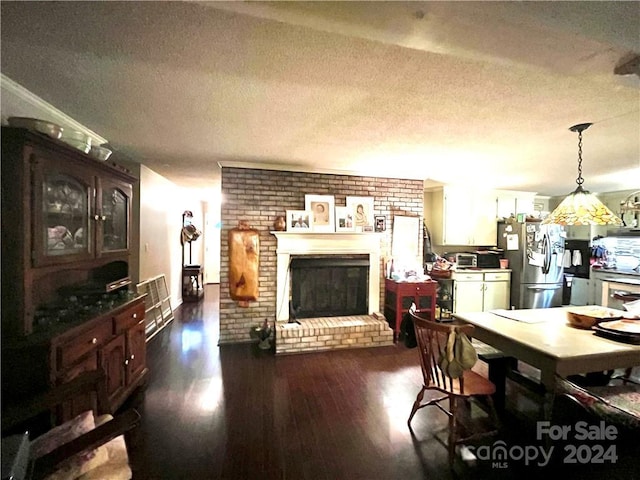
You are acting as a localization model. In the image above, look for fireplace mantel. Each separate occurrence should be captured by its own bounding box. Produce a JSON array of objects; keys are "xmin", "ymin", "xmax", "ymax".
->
[{"xmin": 272, "ymin": 232, "xmax": 382, "ymax": 321}]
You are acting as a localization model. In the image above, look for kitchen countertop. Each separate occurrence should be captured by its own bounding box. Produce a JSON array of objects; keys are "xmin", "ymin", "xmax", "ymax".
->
[
  {"xmin": 602, "ymin": 277, "xmax": 640, "ymax": 287},
  {"xmin": 430, "ymin": 268, "xmax": 511, "ymax": 279},
  {"xmin": 591, "ymin": 267, "xmax": 640, "ymax": 278}
]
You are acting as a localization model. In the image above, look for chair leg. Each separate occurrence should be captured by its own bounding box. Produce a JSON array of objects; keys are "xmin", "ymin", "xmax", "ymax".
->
[
  {"xmin": 448, "ymin": 396, "xmax": 457, "ymax": 467},
  {"xmin": 408, "ymin": 387, "xmax": 426, "ymax": 426},
  {"xmin": 485, "ymin": 394, "xmax": 502, "ymax": 430}
]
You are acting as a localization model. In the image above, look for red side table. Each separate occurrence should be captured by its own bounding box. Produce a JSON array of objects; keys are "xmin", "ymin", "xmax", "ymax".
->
[{"xmin": 384, "ymin": 278, "xmax": 438, "ymax": 341}]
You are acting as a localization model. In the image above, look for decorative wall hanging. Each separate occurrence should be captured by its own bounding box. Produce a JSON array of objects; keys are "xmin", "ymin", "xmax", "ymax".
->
[{"xmin": 228, "ymin": 221, "xmax": 260, "ymax": 307}]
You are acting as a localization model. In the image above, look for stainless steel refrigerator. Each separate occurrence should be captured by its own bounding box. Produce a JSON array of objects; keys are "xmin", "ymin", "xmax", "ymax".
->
[{"xmin": 498, "ymin": 221, "xmax": 565, "ymax": 309}]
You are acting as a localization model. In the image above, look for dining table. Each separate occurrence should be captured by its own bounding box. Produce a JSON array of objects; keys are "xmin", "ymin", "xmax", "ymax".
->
[{"xmin": 453, "ymin": 306, "xmax": 640, "ymax": 417}]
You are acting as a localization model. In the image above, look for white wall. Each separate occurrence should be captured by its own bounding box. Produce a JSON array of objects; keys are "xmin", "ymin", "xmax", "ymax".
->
[
  {"xmin": 204, "ymin": 195, "xmax": 221, "ymax": 284},
  {"xmin": 138, "ymin": 165, "xmax": 206, "ymax": 307}
]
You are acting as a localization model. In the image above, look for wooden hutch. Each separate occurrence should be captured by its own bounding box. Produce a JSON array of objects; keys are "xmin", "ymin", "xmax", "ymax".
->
[{"xmin": 1, "ymin": 127, "xmax": 147, "ymax": 418}]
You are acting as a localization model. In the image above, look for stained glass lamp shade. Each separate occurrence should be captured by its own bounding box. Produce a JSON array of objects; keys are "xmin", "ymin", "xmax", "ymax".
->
[{"xmin": 542, "ymin": 123, "xmax": 623, "ymax": 226}]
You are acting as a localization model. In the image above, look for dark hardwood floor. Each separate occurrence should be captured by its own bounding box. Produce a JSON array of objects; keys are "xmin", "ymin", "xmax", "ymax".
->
[{"xmin": 125, "ymin": 285, "xmax": 638, "ymax": 480}]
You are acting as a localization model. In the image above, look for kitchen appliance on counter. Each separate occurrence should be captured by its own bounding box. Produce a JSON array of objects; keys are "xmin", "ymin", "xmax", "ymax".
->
[
  {"xmin": 474, "ymin": 249, "xmax": 503, "ymax": 269},
  {"xmin": 498, "ymin": 221, "xmax": 565, "ymax": 309},
  {"xmin": 454, "ymin": 253, "xmax": 477, "ymax": 269}
]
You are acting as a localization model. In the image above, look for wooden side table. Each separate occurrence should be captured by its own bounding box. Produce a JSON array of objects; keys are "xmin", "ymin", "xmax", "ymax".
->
[
  {"xmin": 182, "ymin": 265, "xmax": 204, "ymax": 302},
  {"xmin": 384, "ymin": 279, "xmax": 438, "ymax": 341}
]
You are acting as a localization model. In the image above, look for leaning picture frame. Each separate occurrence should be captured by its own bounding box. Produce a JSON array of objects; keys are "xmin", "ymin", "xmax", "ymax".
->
[
  {"xmin": 346, "ymin": 196, "xmax": 374, "ymax": 232},
  {"xmin": 286, "ymin": 210, "xmax": 313, "ymax": 232},
  {"xmin": 304, "ymin": 194, "xmax": 335, "ymax": 232},
  {"xmin": 374, "ymin": 215, "xmax": 386, "ymax": 232},
  {"xmin": 335, "ymin": 206, "xmax": 354, "ymax": 232}
]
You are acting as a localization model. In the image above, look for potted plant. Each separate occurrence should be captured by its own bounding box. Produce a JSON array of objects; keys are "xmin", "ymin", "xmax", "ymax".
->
[{"xmin": 251, "ymin": 318, "xmax": 273, "ymax": 350}]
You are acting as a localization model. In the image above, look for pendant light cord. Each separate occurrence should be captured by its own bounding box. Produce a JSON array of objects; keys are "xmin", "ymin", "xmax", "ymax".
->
[
  {"xmin": 576, "ymin": 130, "xmax": 584, "ymax": 187},
  {"xmin": 569, "ymin": 122, "xmax": 592, "ymax": 189}
]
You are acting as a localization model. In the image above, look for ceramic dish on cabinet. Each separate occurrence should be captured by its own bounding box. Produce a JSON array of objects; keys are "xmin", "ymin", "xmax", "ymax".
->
[
  {"xmin": 7, "ymin": 117, "xmax": 63, "ymax": 139},
  {"xmin": 89, "ymin": 145, "xmax": 112, "ymax": 161},
  {"xmin": 61, "ymin": 130, "xmax": 92, "ymax": 153}
]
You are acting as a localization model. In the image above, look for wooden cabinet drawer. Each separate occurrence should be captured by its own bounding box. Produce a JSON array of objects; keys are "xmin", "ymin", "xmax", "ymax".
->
[
  {"xmin": 57, "ymin": 321, "xmax": 112, "ymax": 369},
  {"xmin": 57, "ymin": 351, "xmax": 99, "ymax": 384},
  {"xmin": 484, "ymin": 272, "xmax": 510, "ymax": 282},
  {"xmin": 56, "ymin": 352, "xmax": 100, "ymax": 421},
  {"xmin": 452, "ymin": 272, "xmax": 484, "ymax": 281},
  {"xmin": 113, "ymin": 301, "xmax": 145, "ymax": 334}
]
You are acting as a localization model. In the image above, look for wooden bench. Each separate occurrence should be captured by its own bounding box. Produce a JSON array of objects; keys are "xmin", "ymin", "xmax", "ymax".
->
[{"xmin": 472, "ymin": 340, "xmax": 515, "ymax": 412}]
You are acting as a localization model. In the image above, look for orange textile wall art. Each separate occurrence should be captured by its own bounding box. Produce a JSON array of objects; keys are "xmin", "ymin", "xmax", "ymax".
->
[{"xmin": 228, "ymin": 222, "xmax": 259, "ymax": 307}]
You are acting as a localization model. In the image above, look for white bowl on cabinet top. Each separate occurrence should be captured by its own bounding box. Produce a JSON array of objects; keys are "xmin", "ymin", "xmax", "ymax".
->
[
  {"xmin": 61, "ymin": 130, "xmax": 92, "ymax": 153},
  {"xmin": 89, "ymin": 145, "xmax": 112, "ymax": 161}
]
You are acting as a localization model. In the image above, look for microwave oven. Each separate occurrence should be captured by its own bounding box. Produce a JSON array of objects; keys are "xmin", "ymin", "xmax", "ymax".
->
[
  {"xmin": 455, "ymin": 253, "xmax": 477, "ymax": 268},
  {"xmin": 475, "ymin": 251, "xmax": 502, "ymax": 269}
]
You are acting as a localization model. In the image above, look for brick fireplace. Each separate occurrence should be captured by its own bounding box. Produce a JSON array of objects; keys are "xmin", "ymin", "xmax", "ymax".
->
[
  {"xmin": 218, "ymin": 167, "xmax": 424, "ymax": 345},
  {"xmin": 273, "ymin": 232, "xmax": 393, "ymax": 354},
  {"xmin": 290, "ymin": 254, "xmax": 369, "ymax": 318},
  {"xmin": 273, "ymin": 232, "xmax": 381, "ymax": 321}
]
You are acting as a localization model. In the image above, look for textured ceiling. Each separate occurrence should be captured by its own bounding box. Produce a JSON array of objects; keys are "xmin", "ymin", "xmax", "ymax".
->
[{"xmin": 1, "ymin": 1, "xmax": 639, "ymax": 197}]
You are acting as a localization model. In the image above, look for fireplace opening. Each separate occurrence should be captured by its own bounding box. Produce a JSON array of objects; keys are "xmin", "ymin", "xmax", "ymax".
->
[{"xmin": 290, "ymin": 255, "xmax": 369, "ymax": 318}]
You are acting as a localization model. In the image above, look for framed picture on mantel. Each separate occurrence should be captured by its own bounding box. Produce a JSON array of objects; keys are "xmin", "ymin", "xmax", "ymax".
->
[
  {"xmin": 346, "ymin": 196, "xmax": 374, "ymax": 232},
  {"xmin": 335, "ymin": 206, "xmax": 354, "ymax": 232},
  {"xmin": 286, "ymin": 210, "xmax": 313, "ymax": 231},
  {"xmin": 305, "ymin": 194, "xmax": 335, "ymax": 233}
]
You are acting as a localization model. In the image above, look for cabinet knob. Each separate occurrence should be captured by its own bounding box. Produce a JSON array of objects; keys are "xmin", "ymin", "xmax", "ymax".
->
[
  {"xmin": 101, "ymin": 215, "xmax": 106, "ymax": 221},
  {"xmin": 130, "ymin": 354, "xmax": 135, "ymax": 360},
  {"xmin": 124, "ymin": 359, "xmax": 129, "ymax": 365},
  {"xmin": 91, "ymin": 337, "xmax": 97, "ymax": 344},
  {"xmin": 132, "ymin": 313, "xmax": 137, "ymax": 319},
  {"xmin": 94, "ymin": 215, "xmax": 100, "ymax": 221}
]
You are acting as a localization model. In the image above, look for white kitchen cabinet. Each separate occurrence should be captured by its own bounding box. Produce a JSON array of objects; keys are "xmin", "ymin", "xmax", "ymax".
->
[
  {"xmin": 483, "ymin": 272, "xmax": 511, "ymax": 310},
  {"xmin": 495, "ymin": 190, "xmax": 536, "ymax": 219},
  {"xmin": 428, "ymin": 186, "xmax": 498, "ymax": 246},
  {"xmin": 590, "ymin": 269, "xmax": 638, "ymax": 306},
  {"xmin": 569, "ymin": 277, "xmax": 591, "ymax": 305},
  {"xmin": 453, "ymin": 275, "xmax": 485, "ymax": 312},
  {"xmin": 452, "ymin": 270, "xmax": 510, "ymax": 313},
  {"xmin": 564, "ymin": 225, "xmax": 609, "ymax": 241}
]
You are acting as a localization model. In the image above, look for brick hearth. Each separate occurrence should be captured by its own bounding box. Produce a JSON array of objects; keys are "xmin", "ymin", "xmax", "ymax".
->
[{"xmin": 275, "ymin": 313, "xmax": 394, "ymax": 355}]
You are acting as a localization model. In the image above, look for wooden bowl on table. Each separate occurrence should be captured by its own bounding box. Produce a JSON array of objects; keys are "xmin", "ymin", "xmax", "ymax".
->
[{"xmin": 566, "ymin": 306, "xmax": 624, "ymax": 329}]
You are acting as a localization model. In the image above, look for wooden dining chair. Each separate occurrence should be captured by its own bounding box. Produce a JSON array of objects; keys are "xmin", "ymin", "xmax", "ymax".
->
[
  {"xmin": 407, "ymin": 305, "xmax": 499, "ymax": 467},
  {"xmin": 2, "ymin": 370, "xmax": 140, "ymax": 480}
]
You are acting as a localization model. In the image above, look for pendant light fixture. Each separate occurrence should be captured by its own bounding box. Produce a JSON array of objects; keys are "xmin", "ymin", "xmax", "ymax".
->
[{"xmin": 542, "ymin": 123, "xmax": 623, "ymax": 226}]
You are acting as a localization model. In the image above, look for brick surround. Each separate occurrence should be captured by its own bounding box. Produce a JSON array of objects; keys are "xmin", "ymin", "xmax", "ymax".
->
[{"xmin": 219, "ymin": 167, "xmax": 424, "ymax": 345}]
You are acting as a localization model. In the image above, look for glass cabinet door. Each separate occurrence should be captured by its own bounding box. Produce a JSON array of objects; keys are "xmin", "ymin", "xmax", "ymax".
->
[
  {"xmin": 33, "ymin": 159, "xmax": 95, "ymax": 266},
  {"xmin": 97, "ymin": 178, "xmax": 132, "ymax": 255}
]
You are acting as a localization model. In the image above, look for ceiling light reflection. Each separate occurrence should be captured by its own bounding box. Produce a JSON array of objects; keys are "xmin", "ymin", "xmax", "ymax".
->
[
  {"xmin": 382, "ymin": 368, "xmax": 417, "ymax": 438},
  {"xmin": 198, "ymin": 377, "xmax": 224, "ymax": 413},
  {"xmin": 181, "ymin": 328, "xmax": 203, "ymax": 354}
]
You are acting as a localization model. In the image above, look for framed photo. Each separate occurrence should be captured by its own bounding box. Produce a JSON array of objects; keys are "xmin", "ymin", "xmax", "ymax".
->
[
  {"xmin": 346, "ymin": 196, "xmax": 374, "ymax": 232},
  {"xmin": 304, "ymin": 194, "xmax": 335, "ymax": 232},
  {"xmin": 286, "ymin": 210, "xmax": 313, "ymax": 231},
  {"xmin": 374, "ymin": 215, "xmax": 386, "ymax": 232},
  {"xmin": 335, "ymin": 206, "xmax": 354, "ymax": 232}
]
